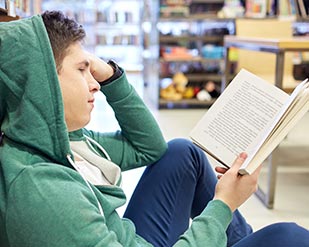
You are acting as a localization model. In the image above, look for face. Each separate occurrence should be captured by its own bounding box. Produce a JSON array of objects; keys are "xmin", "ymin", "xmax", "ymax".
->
[{"xmin": 57, "ymin": 42, "xmax": 100, "ymax": 131}]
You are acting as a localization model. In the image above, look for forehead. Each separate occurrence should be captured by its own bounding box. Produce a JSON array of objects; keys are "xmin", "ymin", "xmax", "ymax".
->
[
  {"xmin": 58, "ymin": 42, "xmax": 87, "ymax": 74},
  {"xmin": 65, "ymin": 42, "xmax": 87, "ymax": 62}
]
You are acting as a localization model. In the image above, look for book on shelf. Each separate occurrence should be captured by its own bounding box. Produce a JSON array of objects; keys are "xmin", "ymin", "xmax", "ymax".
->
[
  {"xmin": 297, "ymin": 0, "xmax": 308, "ymax": 17},
  {"xmin": 190, "ymin": 69, "xmax": 309, "ymax": 175}
]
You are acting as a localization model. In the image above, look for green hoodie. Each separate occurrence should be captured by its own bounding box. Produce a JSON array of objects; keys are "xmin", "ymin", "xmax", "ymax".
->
[{"xmin": 0, "ymin": 15, "xmax": 232, "ymax": 246}]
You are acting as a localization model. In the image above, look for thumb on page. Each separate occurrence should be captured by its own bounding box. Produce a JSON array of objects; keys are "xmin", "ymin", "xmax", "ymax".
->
[{"xmin": 230, "ymin": 152, "xmax": 247, "ymax": 172}]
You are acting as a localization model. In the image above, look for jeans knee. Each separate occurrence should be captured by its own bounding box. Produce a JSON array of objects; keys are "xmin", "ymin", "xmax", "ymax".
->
[
  {"xmin": 268, "ymin": 222, "xmax": 300, "ymax": 233},
  {"xmin": 261, "ymin": 222, "xmax": 309, "ymax": 244},
  {"xmin": 168, "ymin": 138, "xmax": 208, "ymax": 156},
  {"xmin": 167, "ymin": 138, "xmax": 210, "ymax": 172},
  {"xmin": 167, "ymin": 138, "xmax": 195, "ymax": 152}
]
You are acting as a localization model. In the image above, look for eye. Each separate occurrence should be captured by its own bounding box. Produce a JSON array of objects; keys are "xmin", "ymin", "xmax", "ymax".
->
[{"xmin": 78, "ymin": 68, "xmax": 85, "ymax": 72}]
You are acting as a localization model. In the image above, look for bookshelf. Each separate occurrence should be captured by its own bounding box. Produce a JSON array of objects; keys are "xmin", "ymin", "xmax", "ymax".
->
[
  {"xmin": 94, "ymin": 0, "xmax": 143, "ymax": 73},
  {"xmin": 0, "ymin": 10, "xmax": 19, "ymax": 22},
  {"xmin": 244, "ymin": 0, "xmax": 309, "ymax": 20},
  {"xmin": 0, "ymin": 0, "xmax": 41, "ymax": 22},
  {"xmin": 42, "ymin": 0, "xmax": 143, "ymax": 73},
  {"xmin": 144, "ymin": 0, "xmax": 235, "ymax": 109}
]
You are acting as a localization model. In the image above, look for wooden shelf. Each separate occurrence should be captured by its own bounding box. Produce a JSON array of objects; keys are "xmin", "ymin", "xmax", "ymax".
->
[
  {"xmin": 0, "ymin": 8, "xmax": 7, "ymax": 14},
  {"xmin": 0, "ymin": 14, "xmax": 19, "ymax": 22},
  {"xmin": 0, "ymin": 7, "xmax": 20, "ymax": 22}
]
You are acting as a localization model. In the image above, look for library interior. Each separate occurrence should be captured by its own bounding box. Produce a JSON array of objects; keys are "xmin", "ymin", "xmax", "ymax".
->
[{"xmin": 1, "ymin": 0, "xmax": 309, "ymax": 244}]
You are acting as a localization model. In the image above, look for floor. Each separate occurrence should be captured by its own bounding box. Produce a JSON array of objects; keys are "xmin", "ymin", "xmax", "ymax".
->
[{"xmin": 87, "ymin": 77, "xmax": 309, "ymax": 232}]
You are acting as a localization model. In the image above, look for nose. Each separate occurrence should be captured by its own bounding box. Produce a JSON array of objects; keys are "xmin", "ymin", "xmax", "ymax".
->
[{"xmin": 88, "ymin": 74, "xmax": 101, "ymax": 93}]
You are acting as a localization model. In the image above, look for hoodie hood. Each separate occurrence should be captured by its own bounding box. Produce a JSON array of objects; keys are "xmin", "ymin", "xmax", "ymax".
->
[{"xmin": 0, "ymin": 15, "xmax": 72, "ymax": 166}]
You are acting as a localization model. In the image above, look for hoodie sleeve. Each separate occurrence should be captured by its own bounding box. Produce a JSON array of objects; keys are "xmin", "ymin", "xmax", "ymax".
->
[
  {"xmin": 6, "ymin": 165, "xmax": 151, "ymax": 247},
  {"xmin": 7, "ymin": 165, "xmax": 232, "ymax": 247},
  {"xmin": 174, "ymin": 200, "xmax": 232, "ymax": 247},
  {"xmin": 83, "ymin": 70, "xmax": 167, "ymax": 171}
]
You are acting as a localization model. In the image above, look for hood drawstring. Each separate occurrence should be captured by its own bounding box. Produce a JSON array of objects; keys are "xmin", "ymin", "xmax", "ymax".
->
[
  {"xmin": 66, "ymin": 154, "xmax": 104, "ymax": 217},
  {"xmin": 0, "ymin": 132, "xmax": 4, "ymax": 145},
  {"xmin": 84, "ymin": 135, "xmax": 111, "ymax": 161}
]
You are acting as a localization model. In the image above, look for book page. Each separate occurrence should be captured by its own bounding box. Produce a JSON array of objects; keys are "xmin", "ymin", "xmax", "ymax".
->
[
  {"xmin": 239, "ymin": 79, "xmax": 309, "ymax": 174},
  {"xmin": 190, "ymin": 69, "xmax": 289, "ymax": 168}
]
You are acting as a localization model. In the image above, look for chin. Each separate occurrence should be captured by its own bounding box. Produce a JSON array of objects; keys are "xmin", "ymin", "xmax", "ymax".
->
[
  {"xmin": 78, "ymin": 118, "xmax": 90, "ymax": 129},
  {"xmin": 84, "ymin": 119, "xmax": 91, "ymax": 127},
  {"xmin": 67, "ymin": 118, "xmax": 91, "ymax": 132}
]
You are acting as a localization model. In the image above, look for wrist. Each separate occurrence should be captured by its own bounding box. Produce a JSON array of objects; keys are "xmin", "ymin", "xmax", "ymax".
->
[
  {"xmin": 100, "ymin": 60, "xmax": 123, "ymax": 85},
  {"xmin": 213, "ymin": 197, "xmax": 236, "ymax": 212}
]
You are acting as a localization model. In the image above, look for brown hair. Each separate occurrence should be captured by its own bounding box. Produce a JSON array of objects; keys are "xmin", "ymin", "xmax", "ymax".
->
[{"xmin": 42, "ymin": 11, "xmax": 86, "ymax": 72}]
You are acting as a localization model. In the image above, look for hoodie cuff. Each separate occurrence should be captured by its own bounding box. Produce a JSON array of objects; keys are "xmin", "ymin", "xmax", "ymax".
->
[
  {"xmin": 100, "ymin": 68, "xmax": 132, "ymax": 103},
  {"xmin": 203, "ymin": 200, "xmax": 233, "ymax": 230},
  {"xmin": 99, "ymin": 60, "xmax": 123, "ymax": 85}
]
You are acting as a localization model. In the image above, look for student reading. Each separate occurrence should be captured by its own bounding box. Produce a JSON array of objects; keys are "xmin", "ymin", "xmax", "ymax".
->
[{"xmin": 0, "ymin": 10, "xmax": 308, "ymax": 247}]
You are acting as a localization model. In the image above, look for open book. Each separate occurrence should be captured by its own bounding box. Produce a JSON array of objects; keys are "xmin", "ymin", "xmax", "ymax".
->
[{"xmin": 190, "ymin": 69, "xmax": 309, "ymax": 175}]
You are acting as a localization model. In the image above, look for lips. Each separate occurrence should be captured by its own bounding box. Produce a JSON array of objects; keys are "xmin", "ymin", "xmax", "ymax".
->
[{"xmin": 88, "ymin": 99, "xmax": 95, "ymax": 110}]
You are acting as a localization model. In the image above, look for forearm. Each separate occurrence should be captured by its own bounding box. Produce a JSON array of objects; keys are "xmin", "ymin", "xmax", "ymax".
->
[{"xmin": 95, "ymin": 69, "xmax": 167, "ymax": 169}]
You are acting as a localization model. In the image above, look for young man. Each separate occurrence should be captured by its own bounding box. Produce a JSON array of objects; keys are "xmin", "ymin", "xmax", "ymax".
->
[{"xmin": 0, "ymin": 10, "xmax": 308, "ymax": 247}]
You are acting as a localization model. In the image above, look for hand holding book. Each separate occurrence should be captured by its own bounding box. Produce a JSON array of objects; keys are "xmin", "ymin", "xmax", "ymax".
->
[
  {"xmin": 190, "ymin": 69, "xmax": 309, "ymax": 174},
  {"xmin": 214, "ymin": 152, "xmax": 262, "ymax": 212}
]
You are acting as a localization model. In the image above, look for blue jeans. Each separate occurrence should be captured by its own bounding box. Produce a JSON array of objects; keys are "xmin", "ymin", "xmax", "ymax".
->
[
  {"xmin": 233, "ymin": 222, "xmax": 309, "ymax": 247},
  {"xmin": 124, "ymin": 138, "xmax": 252, "ymax": 246},
  {"xmin": 124, "ymin": 138, "xmax": 309, "ymax": 246}
]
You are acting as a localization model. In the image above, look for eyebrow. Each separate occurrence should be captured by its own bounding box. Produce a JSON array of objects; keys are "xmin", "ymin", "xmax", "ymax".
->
[{"xmin": 77, "ymin": 60, "xmax": 90, "ymax": 67}]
